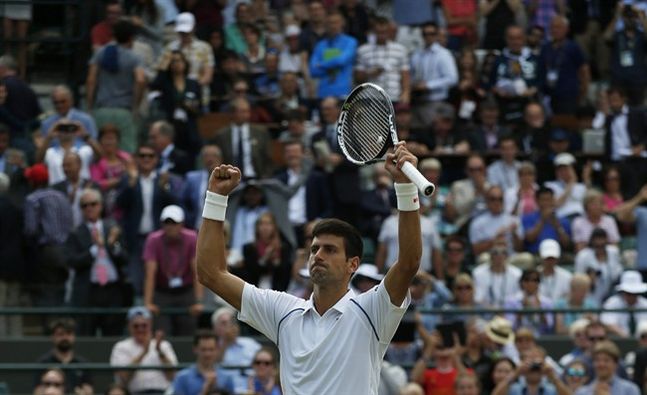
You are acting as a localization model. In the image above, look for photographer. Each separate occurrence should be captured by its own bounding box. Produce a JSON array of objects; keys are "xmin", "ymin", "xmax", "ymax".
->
[
  {"xmin": 411, "ymin": 330, "xmax": 468, "ymax": 394},
  {"xmin": 492, "ymin": 346, "xmax": 571, "ymax": 395}
]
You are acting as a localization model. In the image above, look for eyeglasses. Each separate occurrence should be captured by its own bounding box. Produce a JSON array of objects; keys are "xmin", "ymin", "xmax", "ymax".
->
[
  {"xmin": 138, "ymin": 152, "xmax": 156, "ymax": 159},
  {"xmin": 605, "ymin": 176, "xmax": 619, "ymax": 181},
  {"xmin": 41, "ymin": 381, "xmax": 64, "ymax": 388},
  {"xmin": 566, "ymin": 367, "xmax": 586, "ymax": 377},
  {"xmin": 253, "ymin": 360, "xmax": 273, "ymax": 366},
  {"xmin": 81, "ymin": 201, "xmax": 99, "ymax": 208},
  {"xmin": 588, "ymin": 336, "xmax": 606, "ymax": 342}
]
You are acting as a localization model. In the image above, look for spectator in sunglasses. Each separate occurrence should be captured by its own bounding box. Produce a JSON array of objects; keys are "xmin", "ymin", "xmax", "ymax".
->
[
  {"xmin": 248, "ymin": 348, "xmax": 280, "ymax": 395},
  {"xmin": 34, "ymin": 368, "xmax": 66, "ymax": 395},
  {"xmin": 563, "ymin": 360, "xmax": 589, "ymax": 393},
  {"xmin": 575, "ymin": 340, "xmax": 640, "ymax": 395},
  {"xmin": 504, "ymin": 268, "xmax": 555, "ymax": 335},
  {"xmin": 473, "ymin": 243, "xmax": 521, "ymax": 308}
]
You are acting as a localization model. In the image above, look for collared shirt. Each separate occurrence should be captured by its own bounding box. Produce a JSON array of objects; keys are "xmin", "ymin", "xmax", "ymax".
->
[
  {"xmin": 138, "ymin": 171, "xmax": 157, "ymax": 234},
  {"xmin": 221, "ymin": 336, "xmax": 262, "ymax": 393},
  {"xmin": 544, "ymin": 180, "xmax": 586, "ymax": 218},
  {"xmin": 572, "ymin": 214, "xmax": 621, "ymax": 245},
  {"xmin": 378, "ymin": 214, "xmax": 440, "ymax": 273},
  {"xmin": 232, "ymin": 124, "xmax": 257, "ymax": 179},
  {"xmin": 110, "ymin": 337, "xmax": 178, "ymax": 393},
  {"xmin": 86, "ymin": 219, "xmax": 119, "ymax": 284},
  {"xmin": 575, "ymin": 376, "xmax": 641, "ymax": 395},
  {"xmin": 487, "ymin": 160, "xmax": 520, "ymax": 191},
  {"xmin": 24, "ymin": 188, "xmax": 73, "ymax": 245},
  {"xmin": 239, "ymin": 281, "xmax": 410, "ymax": 395},
  {"xmin": 574, "ymin": 245, "xmax": 624, "ymax": 304},
  {"xmin": 539, "ymin": 266, "xmax": 572, "ymax": 302},
  {"xmin": 410, "ymin": 42, "xmax": 458, "ymax": 101},
  {"xmin": 44, "ymin": 144, "xmax": 94, "ymax": 185},
  {"xmin": 142, "ymin": 228, "xmax": 198, "ymax": 289},
  {"xmin": 172, "ymin": 364, "xmax": 235, "ymax": 395},
  {"xmin": 472, "ymin": 263, "xmax": 522, "ymax": 307},
  {"xmin": 287, "ymin": 168, "xmax": 307, "ymax": 225},
  {"xmin": 469, "ymin": 211, "xmax": 522, "ymax": 255},
  {"xmin": 159, "ymin": 144, "xmax": 174, "ymax": 173},
  {"xmin": 504, "ymin": 292, "xmax": 555, "ymax": 335},
  {"xmin": 601, "ymin": 294, "xmax": 647, "ymax": 336},
  {"xmin": 356, "ymin": 40, "xmax": 409, "ymax": 100}
]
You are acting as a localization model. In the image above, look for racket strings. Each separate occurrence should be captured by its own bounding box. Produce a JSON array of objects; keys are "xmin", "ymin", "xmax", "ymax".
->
[{"xmin": 340, "ymin": 90, "xmax": 393, "ymax": 163}]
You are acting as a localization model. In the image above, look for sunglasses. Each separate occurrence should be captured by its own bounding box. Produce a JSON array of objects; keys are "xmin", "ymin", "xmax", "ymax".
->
[
  {"xmin": 446, "ymin": 247, "xmax": 464, "ymax": 253},
  {"xmin": 41, "ymin": 381, "xmax": 63, "ymax": 387},
  {"xmin": 488, "ymin": 196, "xmax": 504, "ymax": 202},
  {"xmin": 588, "ymin": 336, "xmax": 606, "ymax": 342},
  {"xmin": 455, "ymin": 285, "xmax": 473, "ymax": 291},
  {"xmin": 253, "ymin": 360, "xmax": 273, "ymax": 366},
  {"xmin": 138, "ymin": 152, "xmax": 156, "ymax": 159},
  {"xmin": 423, "ymin": 31, "xmax": 437, "ymax": 36},
  {"xmin": 132, "ymin": 323, "xmax": 149, "ymax": 329},
  {"xmin": 81, "ymin": 201, "xmax": 99, "ymax": 208},
  {"xmin": 523, "ymin": 277, "xmax": 541, "ymax": 283},
  {"xmin": 566, "ymin": 367, "xmax": 586, "ymax": 377},
  {"xmin": 468, "ymin": 166, "xmax": 484, "ymax": 172}
]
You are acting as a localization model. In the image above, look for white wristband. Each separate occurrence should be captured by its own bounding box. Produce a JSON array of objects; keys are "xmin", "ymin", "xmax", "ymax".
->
[
  {"xmin": 394, "ymin": 183, "xmax": 420, "ymax": 212},
  {"xmin": 202, "ymin": 191, "xmax": 228, "ymax": 221}
]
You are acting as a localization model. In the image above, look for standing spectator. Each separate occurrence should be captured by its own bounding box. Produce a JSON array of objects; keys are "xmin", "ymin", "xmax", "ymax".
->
[
  {"xmin": 40, "ymin": 85, "xmax": 98, "ymax": 141},
  {"xmin": 0, "ymin": 54, "xmax": 41, "ymax": 128},
  {"xmin": 444, "ymin": 154, "xmax": 490, "ymax": 230},
  {"xmin": 468, "ymin": 100, "xmax": 511, "ymax": 153},
  {"xmin": 51, "ymin": 152, "xmax": 100, "ymax": 227},
  {"xmin": 480, "ymin": 0, "xmax": 526, "ymax": 50},
  {"xmin": 143, "ymin": 205, "xmax": 202, "ymax": 336},
  {"xmin": 537, "ymin": 239, "xmax": 572, "ymax": 303},
  {"xmin": 182, "ymin": 145, "xmax": 223, "ymax": 230},
  {"xmin": 299, "ymin": 1, "xmax": 327, "ymax": 56},
  {"xmin": 116, "ymin": 144, "xmax": 179, "ymax": 296},
  {"xmin": 110, "ymin": 307, "xmax": 178, "ymax": 394},
  {"xmin": 339, "ymin": 0, "xmax": 370, "ymax": 44},
  {"xmin": 525, "ymin": 0, "xmax": 566, "ymax": 31},
  {"xmin": 522, "ymin": 186, "xmax": 571, "ymax": 253},
  {"xmin": 86, "ymin": 19, "xmax": 147, "ymax": 153},
  {"xmin": 224, "ymin": 3, "xmax": 255, "ymax": 55},
  {"xmin": 469, "ymin": 185, "xmax": 522, "ymax": 256},
  {"xmin": 148, "ymin": 120, "xmax": 193, "ymax": 176},
  {"xmin": 409, "ymin": 22, "xmax": 459, "ymax": 130},
  {"xmin": 489, "ymin": 25, "xmax": 541, "ymax": 125},
  {"xmin": 515, "ymin": 101, "xmax": 550, "ymax": 156},
  {"xmin": 90, "ymin": 0, "xmax": 123, "ymax": 51},
  {"xmin": 309, "ymin": 11, "xmax": 358, "ymax": 99},
  {"xmin": 210, "ymin": 98, "xmax": 273, "ymax": 180},
  {"xmin": 575, "ymin": 340, "xmax": 641, "ymax": 395},
  {"xmin": 504, "ymin": 268, "xmax": 555, "ymax": 335},
  {"xmin": 65, "ymin": 189, "xmax": 129, "ymax": 336},
  {"xmin": 441, "ymin": 0, "xmax": 478, "ymax": 51},
  {"xmin": 355, "ymin": 17, "xmax": 410, "ymax": 104},
  {"xmin": 171, "ymin": 330, "xmax": 235, "ymax": 395},
  {"xmin": 554, "ymin": 276, "xmax": 597, "ymax": 335},
  {"xmin": 574, "ymin": 228, "xmax": 623, "ymax": 305},
  {"xmin": 539, "ymin": 15, "xmax": 590, "ymax": 116},
  {"xmin": 129, "ymin": 0, "xmax": 165, "ymax": 58},
  {"xmin": 34, "ymin": 318, "xmax": 93, "ymax": 394},
  {"xmin": 544, "ymin": 153, "xmax": 586, "ymax": 219},
  {"xmin": 23, "ymin": 164, "xmax": 73, "ymax": 309},
  {"xmin": 150, "ymin": 51, "xmax": 203, "ymax": 157},
  {"xmin": 601, "ymin": 270, "xmax": 647, "ymax": 337},
  {"xmin": 473, "ymin": 244, "xmax": 522, "ymax": 307},
  {"xmin": 487, "ymin": 135, "xmax": 521, "ymax": 191},
  {"xmin": 248, "ymin": 348, "xmax": 281, "ymax": 395},
  {"xmin": 571, "ymin": 190, "xmax": 620, "ymax": 252},
  {"xmin": 411, "ymin": 333, "xmax": 468, "ymax": 394}
]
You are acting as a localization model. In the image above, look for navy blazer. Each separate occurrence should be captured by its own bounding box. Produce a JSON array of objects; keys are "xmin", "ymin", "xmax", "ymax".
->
[
  {"xmin": 181, "ymin": 169, "xmax": 208, "ymax": 229},
  {"xmin": 273, "ymin": 167, "xmax": 333, "ymax": 222},
  {"xmin": 310, "ymin": 129, "xmax": 360, "ymax": 204}
]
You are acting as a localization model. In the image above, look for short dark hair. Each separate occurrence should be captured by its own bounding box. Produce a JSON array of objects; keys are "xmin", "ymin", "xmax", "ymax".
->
[
  {"xmin": 193, "ymin": 329, "xmax": 218, "ymax": 346},
  {"xmin": 113, "ymin": 19, "xmax": 136, "ymax": 44},
  {"xmin": 535, "ymin": 186, "xmax": 554, "ymax": 199},
  {"xmin": 445, "ymin": 235, "xmax": 466, "ymax": 249},
  {"xmin": 498, "ymin": 134, "xmax": 517, "ymax": 146},
  {"xmin": 422, "ymin": 22, "xmax": 439, "ymax": 31},
  {"xmin": 312, "ymin": 218, "xmax": 363, "ymax": 260},
  {"xmin": 98, "ymin": 123, "xmax": 121, "ymax": 140},
  {"xmin": 49, "ymin": 318, "xmax": 76, "ymax": 334},
  {"xmin": 520, "ymin": 268, "xmax": 541, "ymax": 283},
  {"xmin": 137, "ymin": 143, "xmax": 157, "ymax": 155}
]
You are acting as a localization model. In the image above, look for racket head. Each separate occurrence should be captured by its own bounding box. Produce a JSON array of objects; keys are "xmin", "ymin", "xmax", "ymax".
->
[{"xmin": 336, "ymin": 83, "xmax": 398, "ymax": 165}]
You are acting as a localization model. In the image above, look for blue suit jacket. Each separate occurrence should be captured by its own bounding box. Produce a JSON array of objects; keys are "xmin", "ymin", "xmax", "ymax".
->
[
  {"xmin": 181, "ymin": 169, "xmax": 208, "ymax": 230},
  {"xmin": 273, "ymin": 167, "xmax": 332, "ymax": 222}
]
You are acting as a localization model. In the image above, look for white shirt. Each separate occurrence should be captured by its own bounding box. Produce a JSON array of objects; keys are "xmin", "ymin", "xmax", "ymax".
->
[
  {"xmin": 574, "ymin": 246, "xmax": 624, "ymax": 303},
  {"xmin": 109, "ymin": 337, "xmax": 178, "ymax": 392},
  {"xmin": 138, "ymin": 171, "xmax": 157, "ymax": 234},
  {"xmin": 473, "ymin": 263, "xmax": 522, "ymax": 307},
  {"xmin": 539, "ymin": 266, "xmax": 573, "ymax": 302},
  {"xmin": 469, "ymin": 211, "xmax": 522, "ymax": 256},
  {"xmin": 239, "ymin": 282, "xmax": 410, "ymax": 395},
  {"xmin": 378, "ymin": 214, "xmax": 440, "ymax": 273},
  {"xmin": 410, "ymin": 42, "xmax": 458, "ymax": 101},
  {"xmin": 487, "ymin": 160, "xmax": 520, "ymax": 191},
  {"xmin": 287, "ymin": 168, "xmax": 307, "ymax": 225},
  {"xmin": 159, "ymin": 144, "xmax": 174, "ymax": 173},
  {"xmin": 601, "ymin": 294, "xmax": 647, "ymax": 336},
  {"xmin": 232, "ymin": 124, "xmax": 257, "ymax": 179},
  {"xmin": 356, "ymin": 41, "xmax": 409, "ymax": 100},
  {"xmin": 544, "ymin": 180, "xmax": 586, "ymax": 218},
  {"xmin": 44, "ymin": 144, "xmax": 93, "ymax": 185}
]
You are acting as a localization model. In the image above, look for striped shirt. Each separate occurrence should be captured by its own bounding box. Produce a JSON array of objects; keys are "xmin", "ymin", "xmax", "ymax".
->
[
  {"xmin": 356, "ymin": 41, "xmax": 409, "ymax": 100},
  {"xmin": 24, "ymin": 188, "xmax": 73, "ymax": 245}
]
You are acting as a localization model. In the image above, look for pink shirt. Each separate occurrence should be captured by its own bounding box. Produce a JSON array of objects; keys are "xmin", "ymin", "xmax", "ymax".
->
[
  {"xmin": 572, "ymin": 215, "xmax": 620, "ymax": 245},
  {"xmin": 142, "ymin": 228, "xmax": 198, "ymax": 289}
]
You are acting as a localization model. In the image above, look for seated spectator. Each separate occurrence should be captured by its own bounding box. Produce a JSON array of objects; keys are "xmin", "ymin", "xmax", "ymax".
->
[
  {"xmin": 224, "ymin": 3, "xmax": 254, "ymax": 55},
  {"xmin": 473, "ymin": 244, "xmax": 522, "ymax": 308},
  {"xmin": 143, "ymin": 205, "xmax": 201, "ymax": 336},
  {"xmin": 469, "ymin": 185, "xmax": 522, "ymax": 256},
  {"xmin": 574, "ymin": 340, "xmax": 641, "ymax": 395},
  {"xmin": 351, "ymin": 264, "xmax": 383, "ymax": 294},
  {"xmin": 537, "ymin": 239, "xmax": 572, "ymax": 303},
  {"xmin": 410, "ymin": 271, "xmax": 451, "ymax": 332},
  {"xmin": 211, "ymin": 307, "xmax": 262, "ymax": 392},
  {"xmin": 148, "ymin": 120, "xmax": 193, "ymax": 176},
  {"xmin": 419, "ymin": 158, "xmax": 455, "ymax": 236},
  {"xmin": 460, "ymin": 321, "xmax": 494, "ymax": 388},
  {"xmin": 513, "ymin": 327, "xmax": 563, "ymax": 376},
  {"xmin": 486, "ymin": 136, "xmax": 521, "ymax": 192},
  {"xmin": 492, "ymin": 346, "xmax": 570, "ymax": 395},
  {"xmin": 483, "ymin": 316, "xmax": 519, "ymax": 362},
  {"xmin": 110, "ymin": 306, "xmax": 178, "ymax": 394},
  {"xmin": 270, "ymin": 73, "xmax": 306, "ymax": 124},
  {"xmin": 91, "ymin": 0, "xmax": 122, "ymax": 51},
  {"xmin": 278, "ymin": 25, "xmax": 309, "ymax": 77},
  {"xmin": 444, "ymin": 154, "xmax": 490, "ymax": 231},
  {"xmin": 182, "ymin": 145, "xmax": 223, "ymax": 230},
  {"xmin": 554, "ymin": 275, "xmax": 597, "ymax": 335},
  {"xmin": 34, "ymin": 369, "xmax": 66, "ymax": 395},
  {"xmin": 427, "ymin": 103, "xmax": 471, "ymax": 155},
  {"xmin": 442, "ymin": 273, "xmax": 485, "ymax": 324},
  {"xmin": 441, "ymin": 236, "xmax": 471, "ymax": 289},
  {"xmin": 52, "ymin": 152, "xmax": 100, "ymax": 227},
  {"xmin": 34, "ymin": 319, "xmax": 92, "ymax": 395},
  {"xmin": 254, "ymin": 52, "xmax": 282, "ymax": 100},
  {"xmin": 485, "ymin": 357, "xmax": 516, "ymax": 394},
  {"xmin": 359, "ymin": 165, "xmax": 394, "ymax": 244},
  {"xmin": 558, "ymin": 318, "xmax": 592, "ymax": 368},
  {"xmin": 534, "ymin": 128, "xmax": 576, "ymax": 185},
  {"xmin": 504, "ymin": 268, "xmax": 555, "ymax": 335},
  {"xmin": 562, "ymin": 359, "xmax": 590, "ymax": 394},
  {"xmin": 571, "ymin": 189, "xmax": 620, "ymax": 252},
  {"xmin": 504, "ymin": 161, "xmax": 539, "ymax": 218},
  {"xmin": 521, "ymin": 186, "xmax": 571, "ymax": 254},
  {"xmin": 248, "ymin": 348, "xmax": 281, "ymax": 395},
  {"xmin": 515, "ymin": 101, "xmax": 549, "ymax": 157},
  {"xmin": 40, "ymin": 85, "xmax": 98, "ymax": 141},
  {"xmin": 599, "ymin": 166, "xmax": 624, "ymax": 215},
  {"xmin": 601, "ymin": 271, "xmax": 647, "ymax": 337},
  {"xmin": 240, "ymin": 24, "xmax": 266, "ymax": 76},
  {"xmin": 89, "ymin": 124, "xmax": 132, "ymax": 220},
  {"xmin": 171, "ymin": 330, "xmax": 235, "ymax": 395},
  {"xmin": 544, "ymin": 153, "xmax": 587, "ymax": 219},
  {"xmin": 574, "ymin": 228, "xmax": 623, "ymax": 304},
  {"xmin": 411, "ymin": 332, "xmax": 468, "ymax": 394}
]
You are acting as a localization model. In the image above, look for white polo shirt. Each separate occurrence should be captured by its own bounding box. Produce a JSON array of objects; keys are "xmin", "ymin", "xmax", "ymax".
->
[{"xmin": 238, "ymin": 281, "xmax": 410, "ymax": 395}]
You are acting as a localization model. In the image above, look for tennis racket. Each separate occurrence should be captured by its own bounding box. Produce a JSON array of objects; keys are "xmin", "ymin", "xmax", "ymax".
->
[{"xmin": 336, "ymin": 83, "xmax": 436, "ymax": 197}]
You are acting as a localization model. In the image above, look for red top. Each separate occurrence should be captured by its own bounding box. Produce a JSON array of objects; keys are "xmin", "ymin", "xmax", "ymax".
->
[
  {"xmin": 142, "ymin": 228, "xmax": 198, "ymax": 289},
  {"xmin": 442, "ymin": 0, "xmax": 477, "ymax": 37},
  {"xmin": 91, "ymin": 21, "xmax": 113, "ymax": 47}
]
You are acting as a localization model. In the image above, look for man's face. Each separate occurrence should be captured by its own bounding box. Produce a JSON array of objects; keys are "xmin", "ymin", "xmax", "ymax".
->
[
  {"xmin": 308, "ymin": 234, "xmax": 357, "ymax": 286},
  {"xmin": 593, "ymin": 353, "xmax": 616, "ymax": 381},
  {"xmin": 136, "ymin": 147, "xmax": 158, "ymax": 173},
  {"xmin": 280, "ymin": 74, "xmax": 298, "ymax": 95},
  {"xmin": 555, "ymin": 165, "xmax": 571, "ymax": 182},
  {"xmin": 550, "ymin": 18, "xmax": 568, "ymax": 41},
  {"xmin": 608, "ymin": 92, "xmax": 625, "ymax": 112},
  {"xmin": 148, "ymin": 125, "xmax": 169, "ymax": 152},
  {"xmin": 446, "ymin": 241, "xmax": 465, "ymax": 264},
  {"xmin": 506, "ymin": 27, "xmax": 525, "ymax": 53},
  {"xmin": 201, "ymin": 147, "xmax": 222, "ymax": 172},
  {"xmin": 52, "ymin": 327, "xmax": 75, "ymax": 352},
  {"xmin": 527, "ymin": 27, "xmax": 544, "ymax": 47},
  {"xmin": 321, "ymin": 99, "xmax": 340, "ymax": 124},
  {"xmin": 524, "ymin": 104, "xmax": 545, "ymax": 129},
  {"xmin": 466, "ymin": 157, "xmax": 485, "ymax": 182},
  {"xmin": 106, "ymin": 3, "xmax": 122, "ymax": 24},
  {"xmin": 481, "ymin": 108, "xmax": 499, "ymax": 127},
  {"xmin": 128, "ymin": 317, "xmax": 152, "ymax": 343},
  {"xmin": 486, "ymin": 188, "xmax": 504, "ymax": 215},
  {"xmin": 195, "ymin": 338, "xmax": 219, "ymax": 365},
  {"xmin": 586, "ymin": 327, "xmax": 607, "ymax": 351},
  {"xmin": 62, "ymin": 155, "xmax": 81, "ymax": 181},
  {"xmin": 80, "ymin": 195, "xmax": 102, "ymax": 222},
  {"xmin": 422, "ymin": 25, "xmax": 438, "ymax": 46},
  {"xmin": 500, "ymin": 140, "xmax": 517, "ymax": 162},
  {"xmin": 233, "ymin": 102, "xmax": 252, "ymax": 125},
  {"xmin": 235, "ymin": 4, "xmax": 252, "ymax": 24},
  {"xmin": 623, "ymin": 292, "xmax": 639, "ymax": 306},
  {"xmin": 326, "ymin": 14, "xmax": 344, "ymax": 37},
  {"xmin": 537, "ymin": 192, "xmax": 555, "ymax": 211},
  {"xmin": 213, "ymin": 313, "xmax": 237, "ymax": 340},
  {"xmin": 162, "ymin": 220, "xmax": 183, "ymax": 239},
  {"xmin": 375, "ymin": 23, "xmax": 389, "ymax": 44},
  {"xmin": 52, "ymin": 92, "xmax": 72, "ymax": 115},
  {"xmin": 309, "ymin": 2, "xmax": 326, "ymax": 22},
  {"xmin": 284, "ymin": 143, "xmax": 304, "ymax": 169}
]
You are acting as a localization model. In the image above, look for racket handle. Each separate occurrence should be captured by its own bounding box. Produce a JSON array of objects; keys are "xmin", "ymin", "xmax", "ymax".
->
[{"xmin": 401, "ymin": 161, "xmax": 436, "ymax": 197}]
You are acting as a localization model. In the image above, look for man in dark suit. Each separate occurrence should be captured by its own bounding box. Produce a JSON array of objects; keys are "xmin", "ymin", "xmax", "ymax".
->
[
  {"xmin": 51, "ymin": 152, "xmax": 100, "ymax": 227},
  {"xmin": 310, "ymin": 96, "xmax": 361, "ymax": 227},
  {"xmin": 468, "ymin": 100, "xmax": 510, "ymax": 153},
  {"xmin": 273, "ymin": 139, "xmax": 331, "ymax": 246},
  {"xmin": 116, "ymin": 143, "xmax": 179, "ymax": 296},
  {"xmin": 149, "ymin": 120, "xmax": 193, "ymax": 176},
  {"xmin": 209, "ymin": 97, "xmax": 274, "ymax": 180},
  {"xmin": 66, "ymin": 188, "xmax": 128, "ymax": 335},
  {"xmin": 182, "ymin": 144, "xmax": 223, "ymax": 230}
]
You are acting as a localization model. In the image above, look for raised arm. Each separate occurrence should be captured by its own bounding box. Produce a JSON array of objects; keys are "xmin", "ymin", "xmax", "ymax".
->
[
  {"xmin": 383, "ymin": 143, "xmax": 422, "ymax": 306},
  {"xmin": 196, "ymin": 165, "xmax": 246, "ymax": 310}
]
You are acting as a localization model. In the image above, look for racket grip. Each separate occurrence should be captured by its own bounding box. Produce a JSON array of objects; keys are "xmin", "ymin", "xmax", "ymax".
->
[{"xmin": 401, "ymin": 161, "xmax": 436, "ymax": 197}]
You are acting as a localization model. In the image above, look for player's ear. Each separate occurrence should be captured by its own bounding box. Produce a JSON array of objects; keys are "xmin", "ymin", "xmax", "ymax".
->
[{"xmin": 348, "ymin": 256, "xmax": 360, "ymax": 274}]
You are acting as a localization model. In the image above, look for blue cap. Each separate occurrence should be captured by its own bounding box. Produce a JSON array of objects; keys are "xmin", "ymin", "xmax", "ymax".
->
[
  {"xmin": 550, "ymin": 128, "xmax": 569, "ymax": 141},
  {"xmin": 127, "ymin": 306, "xmax": 152, "ymax": 321}
]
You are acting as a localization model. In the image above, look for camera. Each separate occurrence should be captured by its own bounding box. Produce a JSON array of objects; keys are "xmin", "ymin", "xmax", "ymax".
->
[
  {"xmin": 530, "ymin": 362, "xmax": 543, "ymax": 371},
  {"xmin": 56, "ymin": 123, "xmax": 78, "ymax": 133}
]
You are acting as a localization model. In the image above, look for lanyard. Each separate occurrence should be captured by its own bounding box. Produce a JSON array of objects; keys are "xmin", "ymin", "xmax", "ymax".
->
[
  {"xmin": 161, "ymin": 235, "xmax": 187, "ymax": 278},
  {"xmin": 489, "ymin": 270, "xmax": 508, "ymax": 306}
]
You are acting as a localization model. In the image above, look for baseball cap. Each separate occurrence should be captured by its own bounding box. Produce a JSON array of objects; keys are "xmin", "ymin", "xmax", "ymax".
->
[
  {"xmin": 127, "ymin": 306, "xmax": 152, "ymax": 321},
  {"xmin": 24, "ymin": 163, "xmax": 49, "ymax": 185},
  {"xmin": 285, "ymin": 24, "xmax": 301, "ymax": 37},
  {"xmin": 554, "ymin": 152, "xmax": 576, "ymax": 167},
  {"xmin": 539, "ymin": 239, "xmax": 561, "ymax": 259},
  {"xmin": 175, "ymin": 12, "xmax": 195, "ymax": 33},
  {"xmin": 160, "ymin": 205, "xmax": 185, "ymax": 223}
]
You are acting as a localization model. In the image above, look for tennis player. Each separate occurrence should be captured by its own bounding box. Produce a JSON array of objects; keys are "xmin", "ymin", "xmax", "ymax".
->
[{"xmin": 197, "ymin": 142, "xmax": 422, "ymax": 394}]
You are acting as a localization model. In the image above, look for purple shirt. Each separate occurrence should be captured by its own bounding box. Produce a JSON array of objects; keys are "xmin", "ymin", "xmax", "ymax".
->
[
  {"xmin": 142, "ymin": 228, "xmax": 197, "ymax": 289},
  {"xmin": 504, "ymin": 293, "xmax": 555, "ymax": 335}
]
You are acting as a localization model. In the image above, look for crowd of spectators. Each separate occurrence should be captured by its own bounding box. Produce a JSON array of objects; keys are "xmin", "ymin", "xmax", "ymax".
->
[{"xmin": 3, "ymin": 0, "xmax": 647, "ymax": 394}]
